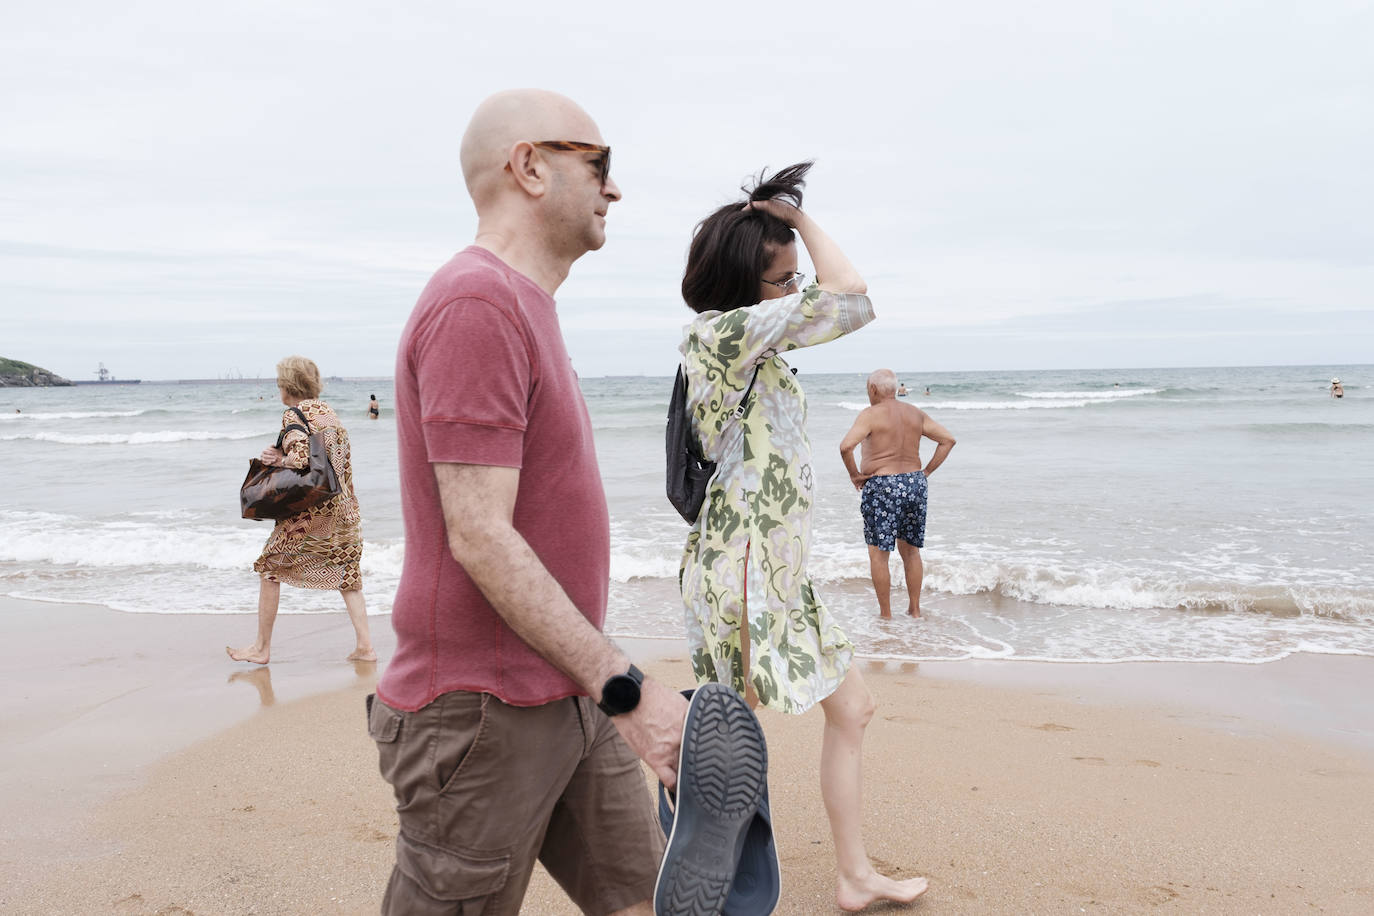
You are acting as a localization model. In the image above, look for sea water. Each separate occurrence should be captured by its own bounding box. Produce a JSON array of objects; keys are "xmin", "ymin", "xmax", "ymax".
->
[{"xmin": 2, "ymin": 365, "xmax": 1371, "ymax": 664}]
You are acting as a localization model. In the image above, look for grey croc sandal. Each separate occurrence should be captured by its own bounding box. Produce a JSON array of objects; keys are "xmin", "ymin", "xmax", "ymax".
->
[
  {"xmin": 653, "ymin": 683, "xmax": 769, "ymax": 916},
  {"xmin": 659, "ymin": 779, "xmax": 780, "ymax": 916}
]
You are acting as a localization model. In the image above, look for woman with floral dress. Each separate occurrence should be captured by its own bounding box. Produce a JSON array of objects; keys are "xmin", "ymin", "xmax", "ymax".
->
[
  {"xmin": 678, "ymin": 163, "xmax": 927, "ymax": 910},
  {"xmin": 227, "ymin": 356, "xmax": 375, "ymax": 665}
]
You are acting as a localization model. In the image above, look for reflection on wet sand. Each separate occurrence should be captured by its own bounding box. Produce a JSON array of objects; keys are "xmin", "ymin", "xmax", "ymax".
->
[{"xmin": 228, "ymin": 667, "xmax": 276, "ymax": 706}]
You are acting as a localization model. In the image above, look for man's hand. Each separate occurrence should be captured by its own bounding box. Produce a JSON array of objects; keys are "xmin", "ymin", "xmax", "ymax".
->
[
  {"xmin": 849, "ymin": 471, "xmax": 869, "ymax": 491},
  {"xmin": 611, "ymin": 678, "xmax": 689, "ymax": 790}
]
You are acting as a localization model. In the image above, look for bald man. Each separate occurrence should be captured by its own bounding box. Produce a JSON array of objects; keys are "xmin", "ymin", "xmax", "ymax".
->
[
  {"xmin": 839, "ymin": 368, "xmax": 956, "ymax": 618},
  {"xmin": 370, "ymin": 90, "xmax": 686, "ymax": 916}
]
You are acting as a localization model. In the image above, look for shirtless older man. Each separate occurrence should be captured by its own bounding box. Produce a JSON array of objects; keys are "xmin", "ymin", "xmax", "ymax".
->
[{"xmin": 839, "ymin": 368, "xmax": 956, "ymax": 618}]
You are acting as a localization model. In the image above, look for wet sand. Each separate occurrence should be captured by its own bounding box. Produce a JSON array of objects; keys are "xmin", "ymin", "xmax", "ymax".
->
[{"xmin": 3, "ymin": 597, "xmax": 1374, "ymax": 914}]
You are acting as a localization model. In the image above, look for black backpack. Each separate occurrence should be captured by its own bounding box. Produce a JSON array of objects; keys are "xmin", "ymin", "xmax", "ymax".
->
[{"xmin": 665, "ymin": 363, "xmax": 760, "ymax": 523}]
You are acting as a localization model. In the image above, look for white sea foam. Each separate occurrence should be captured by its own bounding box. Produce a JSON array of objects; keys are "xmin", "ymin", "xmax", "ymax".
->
[
  {"xmin": 0, "ymin": 511, "xmax": 405, "ymax": 578},
  {"xmin": 0, "ymin": 429, "xmax": 262, "ymax": 445},
  {"xmin": 1016, "ymin": 388, "xmax": 1161, "ymax": 400},
  {"xmin": 0, "ymin": 409, "xmax": 146, "ymax": 421},
  {"xmin": 836, "ymin": 400, "xmax": 1090, "ymax": 411},
  {"xmin": 610, "ymin": 553, "xmax": 679, "ymax": 581}
]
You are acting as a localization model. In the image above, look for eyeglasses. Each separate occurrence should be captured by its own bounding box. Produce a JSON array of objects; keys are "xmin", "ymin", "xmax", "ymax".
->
[
  {"xmin": 761, "ymin": 271, "xmax": 806, "ymax": 293},
  {"xmin": 508, "ymin": 140, "xmax": 612, "ymax": 186}
]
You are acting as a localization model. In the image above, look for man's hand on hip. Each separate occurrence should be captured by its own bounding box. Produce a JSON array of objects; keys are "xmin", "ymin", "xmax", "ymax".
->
[{"xmin": 612, "ymin": 678, "xmax": 689, "ymax": 790}]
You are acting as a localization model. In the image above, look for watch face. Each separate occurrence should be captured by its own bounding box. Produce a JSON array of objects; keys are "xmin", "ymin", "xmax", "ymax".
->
[{"xmin": 602, "ymin": 674, "xmax": 641, "ymax": 715}]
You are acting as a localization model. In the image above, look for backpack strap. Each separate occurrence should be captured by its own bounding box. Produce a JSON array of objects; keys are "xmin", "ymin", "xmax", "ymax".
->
[{"xmin": 732, "ymin": 362, "xmax": 765, "ymax": 419}]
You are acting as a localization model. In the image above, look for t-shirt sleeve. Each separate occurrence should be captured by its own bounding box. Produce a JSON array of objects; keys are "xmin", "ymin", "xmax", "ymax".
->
[{"xmin": 410, "ymin": 297, "xmax": 533, "ymax": 468}]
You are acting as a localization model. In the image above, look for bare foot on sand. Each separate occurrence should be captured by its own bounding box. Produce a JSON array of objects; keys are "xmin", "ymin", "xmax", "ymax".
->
[
  {"xmin": 837, "ymin": 871, "xmax": 929, "ymax": 911},
  {"xmin": 226, "ymin": 644, "xmax": 269, "ymax": 665},
  {"xmin": 907, "ymin": 606, "xmax": 922, "ymax": 618},
  {"xmin": 347, "ymin": 647, "xmax": 377, "ymax": 662}
]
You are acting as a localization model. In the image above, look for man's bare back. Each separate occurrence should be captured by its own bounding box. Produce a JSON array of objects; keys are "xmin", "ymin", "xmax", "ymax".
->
[{"xmin": 856, "ymin": 399, "xmax": 930, "ymax": 479}]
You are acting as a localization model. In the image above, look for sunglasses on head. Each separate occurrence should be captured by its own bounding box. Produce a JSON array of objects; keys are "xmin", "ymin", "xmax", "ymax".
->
[{"xmin": 508, "ymin": 140, "xmax": 612, "ymax": 186}]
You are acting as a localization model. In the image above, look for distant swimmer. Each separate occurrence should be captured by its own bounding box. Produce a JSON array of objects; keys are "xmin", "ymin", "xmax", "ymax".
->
[
  {"xmin": 840, "ymin": 368, "xmax": 956, "ymax": 619},
  {"xmin": 368, "ymin": 393, "xmax": 380, "ymax": 419},
  {"xmin": 1331, "ymin": 378, "xmax": 1344, "ymax": 398},
  {"xmin": 897, "ymin": 382, "xmax": 908, "ymax": 396},
  {"xmin": 923, "ymin": 386, "xmax": 930, "ymax": 396}
]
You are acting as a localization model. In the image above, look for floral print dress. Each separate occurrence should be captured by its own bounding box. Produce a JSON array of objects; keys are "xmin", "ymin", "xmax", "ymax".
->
[
  {"xmin": 679, "ymin": 285, "xmax": 876, "ymax": 713},
  {"xmin": 253, "ymin": 399, "xmax": 364, "ymax": 591}
]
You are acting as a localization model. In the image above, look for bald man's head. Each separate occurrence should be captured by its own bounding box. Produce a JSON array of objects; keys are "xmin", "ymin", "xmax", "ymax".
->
[{"xmin": 460, "ymin": 89, "xmax": 603, "ymax": 208}]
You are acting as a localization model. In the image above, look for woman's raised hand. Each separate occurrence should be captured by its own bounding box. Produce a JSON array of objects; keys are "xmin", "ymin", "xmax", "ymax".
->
[{"xmin": 744, "ymin": 198, "xmax": 803, "ymax": 228}]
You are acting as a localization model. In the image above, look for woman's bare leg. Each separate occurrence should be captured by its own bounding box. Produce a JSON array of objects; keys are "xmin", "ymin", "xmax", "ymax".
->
[
  {"xmin": 227, "ymin": 578, "xmax": 280, "ymax": 664},
  {"xmin": 341, "ymin": 588, "xmax": 376, "ymax": 661},
  {"xmin": 819, "ymin": 666, "xmax": 928, "ymax": 911}
]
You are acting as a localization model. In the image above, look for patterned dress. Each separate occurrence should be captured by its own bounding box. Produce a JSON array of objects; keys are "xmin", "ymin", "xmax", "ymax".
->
[
  {"xmin": 679, "ymin": 285, "xmax": 876, "ymax": 713},
  {"xmin": 253, "ymin": 399, "xmax": 364, "ymax": 591}
]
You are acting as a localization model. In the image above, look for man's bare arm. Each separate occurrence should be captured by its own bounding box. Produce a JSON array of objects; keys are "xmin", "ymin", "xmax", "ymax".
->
[
  {"xmin": 838, "ymin": 411, "xmax": 872, "ymax": 490},
  {"xmin": 920, "ymin": 416, "xmax": 956, "ymax": 477},
  {"xmin": 433, "ymin": 462, "xmax": 687, "ymax": 787}
]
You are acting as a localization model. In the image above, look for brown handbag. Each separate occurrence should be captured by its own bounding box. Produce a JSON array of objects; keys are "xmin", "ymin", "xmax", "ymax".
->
[{"xmin": 240, "ymin": 406, "xmax": 342, "ymax": 520}]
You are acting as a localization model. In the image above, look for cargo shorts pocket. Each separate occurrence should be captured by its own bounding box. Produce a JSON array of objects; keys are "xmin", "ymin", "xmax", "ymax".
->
[
  {"xmin": 395, "ymin": 831, "xmax": 510, "ymax": 904},
  {"xmin": 367, "ymin": 693, "xmax": 402, "ymax": 743},
  {"xmin": 369, "ymin": 694, "xmax": 414, "ymax": 806}
]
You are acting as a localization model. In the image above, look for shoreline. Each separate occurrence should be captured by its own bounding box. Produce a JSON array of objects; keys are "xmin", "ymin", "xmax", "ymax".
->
[{"xmin": 6, "ymin": 597, "xmax": 1374, "ymax": 913}]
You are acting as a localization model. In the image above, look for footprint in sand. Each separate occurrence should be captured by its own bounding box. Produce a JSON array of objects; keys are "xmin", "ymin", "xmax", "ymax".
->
[
  {"xmin": 1031, "ymin": 722, "xmax": 1074, "ymax": 732},
  {"xmin": 1072, "ymin": 756, "xmax": 1108, "ymax": 765},
  {"xmin": 1146, "ymin": 885, "xmax": 1181, "ymax": 904}
]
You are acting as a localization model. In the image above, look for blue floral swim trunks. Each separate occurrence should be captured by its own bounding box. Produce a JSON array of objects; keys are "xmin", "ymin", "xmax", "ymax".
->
[{"xmin": 860, "ymin": 471, "xmax": 928, "ymax": 551}]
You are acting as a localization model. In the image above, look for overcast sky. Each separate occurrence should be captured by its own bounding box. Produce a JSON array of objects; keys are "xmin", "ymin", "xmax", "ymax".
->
[{"xmin": 3, "ymin": 0, "xmax": 1371, "ymax": 380}]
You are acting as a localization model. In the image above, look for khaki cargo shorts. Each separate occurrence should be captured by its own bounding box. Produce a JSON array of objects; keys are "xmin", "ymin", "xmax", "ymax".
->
[{"xmin": 368, "ymin": 690, "xmax": 665, "ymax": 915}]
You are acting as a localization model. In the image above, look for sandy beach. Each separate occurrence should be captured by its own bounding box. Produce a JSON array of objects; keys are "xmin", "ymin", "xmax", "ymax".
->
[{"xmin": 4, "ymin": 596, "xmax": 1374, "ymax": 915}]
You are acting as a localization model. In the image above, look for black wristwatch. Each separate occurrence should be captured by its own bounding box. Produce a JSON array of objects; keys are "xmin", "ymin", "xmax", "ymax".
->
[{"xmin": 597, "ymin": 664, "xmax": 644, "ymax": 717}]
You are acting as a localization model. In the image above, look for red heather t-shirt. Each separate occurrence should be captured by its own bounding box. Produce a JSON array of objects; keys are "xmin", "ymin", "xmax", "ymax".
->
[{"xmin": 376, "ymin": 246, "xmax": 610, "ymax": 711}]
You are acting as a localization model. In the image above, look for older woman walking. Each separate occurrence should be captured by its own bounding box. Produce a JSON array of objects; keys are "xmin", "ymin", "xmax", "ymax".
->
[{"xmin": 228, "ymin": 356, "xmax": 375, "ymax": 664}]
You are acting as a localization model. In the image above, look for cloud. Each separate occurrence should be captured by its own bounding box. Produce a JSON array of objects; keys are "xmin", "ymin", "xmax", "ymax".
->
[{"xmin": 2, "ymin": 1, "xmax": 1371, "ymax": 378}]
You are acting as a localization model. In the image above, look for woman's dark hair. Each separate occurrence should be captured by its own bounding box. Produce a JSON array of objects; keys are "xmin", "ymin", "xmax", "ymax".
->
[{"xmin": 681, "ymin": 161, "xmax": 812, "ymax": 314}]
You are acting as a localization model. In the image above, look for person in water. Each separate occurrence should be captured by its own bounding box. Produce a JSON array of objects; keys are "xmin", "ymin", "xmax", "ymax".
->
[
  {"xmin": 368, "ymin": 394, "xmax": 380, "ymax": 418},
  {"xmin": 840, "ymin": 368, "xmax": 957, "ymax": 619},
  {"xmin": 1331, "ymin": 378, "xmax": 1344, "ymax": 398}
]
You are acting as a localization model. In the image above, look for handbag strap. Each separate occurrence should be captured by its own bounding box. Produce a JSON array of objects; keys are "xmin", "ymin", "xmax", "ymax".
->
[{"xmin": 274, "ymin": 405, "xmax": 313, "ymax": 450}]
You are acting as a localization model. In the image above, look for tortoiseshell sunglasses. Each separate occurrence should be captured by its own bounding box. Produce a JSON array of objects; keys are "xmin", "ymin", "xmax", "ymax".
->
[{"xmin": 508, "ymin": 140, "xmax": 612, "ymax": 186}]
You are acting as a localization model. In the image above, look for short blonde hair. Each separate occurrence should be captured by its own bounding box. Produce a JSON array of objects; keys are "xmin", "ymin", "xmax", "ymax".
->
[{"xmin": 276, "ymin": 356, "xmax": 322, "ymax": 400}]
